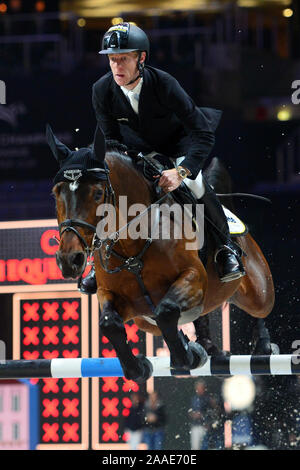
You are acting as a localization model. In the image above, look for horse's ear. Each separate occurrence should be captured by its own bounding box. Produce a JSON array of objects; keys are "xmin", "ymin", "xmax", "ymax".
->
[
  {"xmin": 93, "ymin": 125, "xmax": 106, "ymax": 163},
  {"xmin": 46, "ymin": 124, "xmax": 72, "ymax": 162}
]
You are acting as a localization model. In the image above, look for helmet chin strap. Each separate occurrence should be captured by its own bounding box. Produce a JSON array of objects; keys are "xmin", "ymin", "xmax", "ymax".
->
[
  {"xmin": 125, "ymin": 73, "xmax": 140, "ymax": 87},
  {"xmin": 125, "ymin": 51, "xmax": 144, "ymax": 87}
]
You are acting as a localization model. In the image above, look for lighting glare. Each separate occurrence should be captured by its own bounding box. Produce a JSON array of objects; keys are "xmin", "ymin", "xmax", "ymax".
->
[
  {"xmin": 111, "ymin": 17, "xmax": 123, "ymax": 25},
  {"xmin": 277, "ymin": 109, "xmax": 291, "ymax": 121},
  {"xmin": 77, "ymin": 18, "xmax": 86, "ymax": 27},
  {"xmin": 0, "ymin": 2, "xmax": 7, "ymax": 13},
  {"xmin": 35, "ymin": 1, "xmax": 45, "ymax": 12},
  {"xmin": 283, "ymin": 8, "xmax": 293, "ymax": 18},
  {"xmin": 222, "ymin": 375, "xmax": 256, "ymax": 411}
]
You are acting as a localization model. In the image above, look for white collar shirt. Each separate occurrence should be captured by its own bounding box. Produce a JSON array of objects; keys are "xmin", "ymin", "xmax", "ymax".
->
[{"xmin": 120, "ymin": 78, "xmax": 143, "ymax": 114}]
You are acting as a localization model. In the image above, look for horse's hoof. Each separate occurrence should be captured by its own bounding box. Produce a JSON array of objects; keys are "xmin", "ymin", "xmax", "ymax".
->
[
  {"xmin": 253, "ymin": 338, "xmax": 274, "ymax": 355},
  {"xmin": 270, "ymin": 343, "xmax": 280, "ymax": 355},
  {"xmin": 125, "ymin": 355, "xmax": 153, "ymax": 383},
  {"xmin": 188, "ymin": 342, "xmax": 208, "ymax": 369}
]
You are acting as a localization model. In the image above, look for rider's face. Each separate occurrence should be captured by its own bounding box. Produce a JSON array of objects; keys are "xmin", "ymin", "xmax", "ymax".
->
[{"xmin": 108, "ymin": 52, "xmax": 144, "ymax": 88}]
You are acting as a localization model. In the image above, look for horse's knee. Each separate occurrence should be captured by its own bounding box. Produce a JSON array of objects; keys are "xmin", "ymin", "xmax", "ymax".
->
[
  {"xmin": 99, "ymin": 310, "xmax": 125, "ymax": 336},
  {"xmin": 155, "ymin": 299, "xmax": 180, "ymax": 326}
]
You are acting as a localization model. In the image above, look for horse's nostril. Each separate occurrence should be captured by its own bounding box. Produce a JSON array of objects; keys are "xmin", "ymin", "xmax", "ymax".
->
[{"xmin": 71, "ymin": 252, "xmax": 85, "ymax": 267}]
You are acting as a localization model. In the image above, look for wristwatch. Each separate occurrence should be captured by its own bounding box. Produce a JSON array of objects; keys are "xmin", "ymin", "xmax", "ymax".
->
[{"xmin": 176, "ymin": 166, "xmax": 191, "ymax": 180}]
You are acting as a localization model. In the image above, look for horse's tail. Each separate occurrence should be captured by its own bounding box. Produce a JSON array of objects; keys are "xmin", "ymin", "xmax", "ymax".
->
[{"xmin": 203, "ymin": 157, "xmax": 235, "ymax": 212}]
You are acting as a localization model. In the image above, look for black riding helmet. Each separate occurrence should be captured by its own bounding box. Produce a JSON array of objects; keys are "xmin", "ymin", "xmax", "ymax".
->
[
  {"xmin": 99, "ymin": 22, "xmax": 150, "ymax": 58},
  {"xmin": 99, "ymin": 22, "xmax": 150, "ymax": 85}
]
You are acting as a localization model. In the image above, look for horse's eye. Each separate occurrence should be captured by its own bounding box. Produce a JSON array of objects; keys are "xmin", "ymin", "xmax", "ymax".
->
[{"xmin": 94, "ymin": 189, "xmax": 103, "ymax": 200}]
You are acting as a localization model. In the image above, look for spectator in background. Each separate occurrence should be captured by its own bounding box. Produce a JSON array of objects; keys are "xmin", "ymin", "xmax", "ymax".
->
[
  {"xmin": 189, "ymin": 380, "xmax": 211, "ymax": 450},
  {"xmin": 143, "ymin": 391, "xmax": 167, "ymax": 450},
  {"xmin": 124, "ymin": 392, "xmax": 145, "ymax": 450},
  {"xmin": 206, "ymin": 394, "xmax": 225, "ymax": 449}
]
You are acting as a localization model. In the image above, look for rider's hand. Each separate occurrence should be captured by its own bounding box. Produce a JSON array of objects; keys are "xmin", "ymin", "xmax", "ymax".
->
[{"xmin": 153, "ymin": 168, "xmax": 182, "ymax": 193}]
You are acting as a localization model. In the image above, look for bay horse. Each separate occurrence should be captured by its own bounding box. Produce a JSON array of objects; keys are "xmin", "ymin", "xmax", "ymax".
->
[{"xmin": 47, "ymin": 124, "xmax": 275, "ymax": 382}]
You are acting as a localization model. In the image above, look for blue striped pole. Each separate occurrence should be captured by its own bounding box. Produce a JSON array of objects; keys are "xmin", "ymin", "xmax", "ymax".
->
[{"xmin": 0, "ymin": 355, "xmax": 299, "ymax": 379}]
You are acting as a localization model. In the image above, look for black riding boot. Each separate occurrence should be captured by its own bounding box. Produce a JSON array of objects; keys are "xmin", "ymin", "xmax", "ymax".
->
[
  {"xmin": 79, "ymin": 268, "xmax": 97, "ymax": 294},
  {"xmin": 199, "ymin": 178, "xmax": 245, "ymax": 282}
]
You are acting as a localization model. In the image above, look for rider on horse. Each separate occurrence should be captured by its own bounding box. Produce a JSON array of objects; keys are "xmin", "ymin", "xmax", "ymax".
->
[{"xmin": 80, "ymin": 22, "xmax": 245, "ymax": 294}]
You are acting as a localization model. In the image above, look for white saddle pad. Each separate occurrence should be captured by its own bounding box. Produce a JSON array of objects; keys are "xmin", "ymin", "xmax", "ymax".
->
[{"xmin": 223, "ymin": 206, "xmax": 248, "ymax": 236}]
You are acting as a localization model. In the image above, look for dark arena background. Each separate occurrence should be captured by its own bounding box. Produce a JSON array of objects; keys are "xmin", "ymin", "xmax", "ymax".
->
[{"xmin": 0, "ymin": 0, "xmax": 300, "ymax": 452}]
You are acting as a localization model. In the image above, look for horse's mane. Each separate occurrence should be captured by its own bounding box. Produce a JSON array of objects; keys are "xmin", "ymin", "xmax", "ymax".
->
[
  {"xmin": 105, "ymin": 139, "xmax": 128, "ymax": 155},
  {"xmin": 104, "ymin": 140, "xmax": 153, "ymax": 192}
]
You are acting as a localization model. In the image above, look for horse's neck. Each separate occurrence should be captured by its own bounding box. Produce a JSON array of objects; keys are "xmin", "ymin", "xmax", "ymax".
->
[{"xmin": 108, "ymin": 155, "xmax": 152, "ymax": 254}]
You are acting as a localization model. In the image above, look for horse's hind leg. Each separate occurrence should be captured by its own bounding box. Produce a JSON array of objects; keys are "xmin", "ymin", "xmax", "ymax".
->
[
  {"xmin": 231, "ymin": 234, "xmax": 278, "ymax": 354},
  {"xmin": 98, "ymin": 293, "xmax": 152, "ymax": 382},
  {"xmin": 231, "ymin": 234, "xmax": 275, "ymax": 317},
  {"xmin": 154, "ymin": 268, "xmax": 208, "ymax": 370},
  {"xmin": 193, "ymin": 315, "xmax": 226, "ymax": 355}
]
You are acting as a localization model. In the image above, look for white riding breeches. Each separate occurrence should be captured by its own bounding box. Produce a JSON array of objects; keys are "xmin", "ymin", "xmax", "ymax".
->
[
  {"xmin": 144, "ymin": 152, "xmax": 206, "ymax": 200},
  {"xmin": 176, "ymin": 156, "xmax": 205, "ymax": 199}
]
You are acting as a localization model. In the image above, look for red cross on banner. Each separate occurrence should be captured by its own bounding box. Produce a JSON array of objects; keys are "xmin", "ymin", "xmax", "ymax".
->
[
  {"xmin": 42, "ymin": 326, "xmax": 59, "ymax": 345},
  {"xmin": 102, "ymin": 397, "xmax": 119, "ymax": 417},
  {"xmin": 62, "ymin": 378, "xmax": 79, "ymax": 394},
  {"xmin": 63, "ymin": 349, "xmax": 79, "ymax": 358},
  {"xmin": 125, "ymin": 323, "xmax": 139, "ymax": 343},
  {"xmin": 102, "ymin": 349, "xmax": 117, "ymax": 358},
  {"xmin": 62, "ymin": 325, "xmax": 79, "ymax": 345},
  {"xmin": 102, "ymin": 422, "xmax": 119, "ymax": 442},
  {"xmin": 122, "ymin": 378, "xmax": 139, "ymax": 393},
  {"xmin": 42, "ymin": 398, "xmax": 59, "ymax": 418},
  {"xmin": 62, "ymin": 398, "xmax": 79, "ymax": 418},
  {"xmin": 23, "ymin": 350, "xmax": 39, "ymax": 359},
  {"xmin": 23, "ymin": 302, "xmax": 39, "ymax": 322},
  {"xmin": 42, "ymin": 302, "xmax": 59, "ymax": 321},
  {"xmin": 42, "ymin": 423, "xmax": 59, "ymax": 442},
  {"xmin": 122, "ymin": 397, "xmax": 132, "ymax": 417},
  {"xmin": 23, "ymin": 326, "xmax": 39, "ymax": 345},
  {"xmin": 43, "ymin": 350, "xmax": 59, "ymax": 359},
  {"xmin": 122, "ymin": 397, "xmax": 132, "ymax": 408},
  {"xmin": 62, "ymin": 423, "xmax": 79, "ymax": 442},
  {"xmin": 62, "ymin": 301, "xmax": 79, "ymax": 320},
  {"xmin": 102, "ymin": 377, "xmax": 119, "ymax": 393},
  {"xmin": 42, "ymin": 379, "xmax": 59, "ymax": 394}
]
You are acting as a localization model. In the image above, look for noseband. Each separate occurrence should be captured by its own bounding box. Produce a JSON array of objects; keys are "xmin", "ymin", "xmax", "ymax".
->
[{"xmin": 58, "ymin": 218, "xmax": 98, "ymax": 252}]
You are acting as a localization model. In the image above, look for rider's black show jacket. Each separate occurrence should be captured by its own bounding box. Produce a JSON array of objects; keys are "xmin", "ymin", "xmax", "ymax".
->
[{"xmin": 92, "ymin": 65, "xmax": 222, "ymax": 179}]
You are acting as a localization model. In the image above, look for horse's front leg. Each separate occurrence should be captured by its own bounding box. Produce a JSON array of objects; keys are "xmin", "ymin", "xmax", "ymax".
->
[
  {"xmin": 98, "ymin": 290, "xmax": 153, "ymax": 382},
  {"xmin": 154, "ymin": 268, "xmax": 208, "ymax": 370}
]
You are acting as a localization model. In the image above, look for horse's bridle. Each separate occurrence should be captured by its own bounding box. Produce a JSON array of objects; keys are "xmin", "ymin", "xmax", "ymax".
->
[
  {"xmin": 58, "ymin": 218, "xmax": 98, "ymax": 253},
  {"xmin": 56, "ymin": 168, "xmax": 115, "ymax": 259}
]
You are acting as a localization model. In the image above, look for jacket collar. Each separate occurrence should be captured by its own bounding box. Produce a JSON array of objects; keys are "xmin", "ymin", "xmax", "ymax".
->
[{"xmin": 110, "ymin": 70, "xmax": 149, "ymax": 121}]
